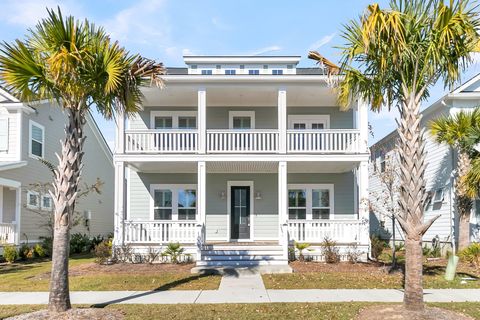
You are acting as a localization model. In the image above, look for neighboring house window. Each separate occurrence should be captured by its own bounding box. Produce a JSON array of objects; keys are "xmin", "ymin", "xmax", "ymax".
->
[
  {"xmin": 178, "ymin": 189, "xmax": 196, "ymax": 220},
  {"xmin": 312, "ymin": 188, "xmax": 331, "ymax": 219},
  {"xmin": 288, "ymin": 189, "xmax": 307, "ymax": 219},
  {"xmin": 248, "ymin": 70, "xmax": 259, "ymax": 75},
  {"xmin": 272, "ymin": 69, "xmax": 283, "ymax": 75},
  {"xmin": 201, "ymin": 70, "xmax": 212, "ymax": 75},
  {"xmin": 27, "ymin": 191, "xmax": 40, "ymax": 209},
  {"xmin": 433, "ymin": 188, "xmax": 444, "ymax": 204},
  {"xmin": 153, "ymin": 189, "xmax": 173, "ymax": 220},
  {"xmin": 379, "ymin": 154, "xmax": 386, "ymax": 173},
  {"xmin": 29, "ymin": 120, "xmax": 44, "ymax": 158},
  {"xmin": 216, "ymin": 64, "xmax": 221, "ymax": 69},
  {"xmin": 41, "ymin": 195, "xmax": 53, "ymax": 211},
  {"xmin": 225, "ymin": 70, "xmax": 236, "ymax": 75},
  {"xmin": 0, "ymin": 118, "xmax": 8, "ymax": 151},
  {"xmin": 229, "ymin": 111, "xmax": 255, "ymax": 129}
]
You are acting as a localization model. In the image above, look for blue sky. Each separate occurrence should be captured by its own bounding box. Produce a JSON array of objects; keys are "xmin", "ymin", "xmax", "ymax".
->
[{"xmin": 0, "ymin": 0, "xmax": 479, "ymax": 148}]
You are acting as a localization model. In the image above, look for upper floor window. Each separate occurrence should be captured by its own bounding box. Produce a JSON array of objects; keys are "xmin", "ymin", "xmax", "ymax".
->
[
  {"xmin": 154, "ymin": 116, "xmax": 173, "ymax": 129},
  {"xmin": 0, "ymin": 118, "xmax": 8, "ymax": 151},
  {"xmin": 201, "ymin": 70, "xmax": 212, "ymax": 75},
  {"xmin": 216, "ymin": 64, "xmax": 221, "ymax": 69},
  {"xmin": 229, "ymin": 111, "xmax": 255, "ymax": 129},
  {"xmin": 190, "ymin": 65, "xmax": 197, "ymax": 69},
  {"xmin": 225, "ymin": 70, "xmax": 236, "ymax": 75},
  {"xmin": 240, "ymin": 65, "xmax": 245, "ymax": 69},
  {"xmin": 41, "ymin": 195, "xmax": 53, "ymax": 211},
  {"xmin": 29, "ymin": 120, "xmax": 44, "ymax": 158},
  {"xmin": 287, "ymin": 64, "xmax": 293, "ymax": 69},
  {"xmin": 263, "ymin": 64, "xmax": 268, "ymax": 69},
  {"xmin": 151, "ymin": 112, "xmax": 197, "ymax": 129},
  {"xmin": 248, "ymin": 70, "xmax": 259, "ymax": 75},
  {"xmin": 272, "ymin": 70, "xmax": 283, "ymax": 75},
  {"xmin": 288, "ymin": 115, "xmax": 330, "ymax": 130},
  {"xmin": 178, "ymin": 116, "xmax": 196, "ymax": 129}
]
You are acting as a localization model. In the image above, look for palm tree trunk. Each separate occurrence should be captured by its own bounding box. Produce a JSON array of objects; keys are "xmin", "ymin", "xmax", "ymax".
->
[
  {"xmin": 456, "ymin": 151, "xmax": 472, "ymax": 251},
  {"xmin": 404, "ymin": 237, "xmax": 423, "ymax": 309},
  {"xmin": 48, "ymin": 108, "xmax": 86, "ymax": 312}
]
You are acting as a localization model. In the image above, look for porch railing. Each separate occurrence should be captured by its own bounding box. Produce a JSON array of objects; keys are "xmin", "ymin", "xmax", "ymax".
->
[
  {"xmin": 125, "ymin": 130, "xmax": 198, "ymax": 153},
  {"xmin": 207, "ymin": 130, "xmax": 279, "ymax": 153},
  {"xmin": 0, "ymin": 223, "xmax": 15, "ymax": 244},
  {"xmin": 124, "ymin": 221, "xmax": 197, "ymax": 244},
  {"xmin": 287, "ymin": 219, "xmax": 363, "ymax": 243},
  {"xmin": 287, "ymin": 129, "xmax": 361, "ymax": 153}
]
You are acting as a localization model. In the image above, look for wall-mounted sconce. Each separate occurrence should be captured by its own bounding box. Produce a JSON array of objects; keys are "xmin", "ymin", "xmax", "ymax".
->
[
  {"xmin": 219, "ymin": 191, "xmax": 226, "ymax": 200},
  {"xmin": 255, "ymin": 191, "xmax": 262, "ymax": 200}
]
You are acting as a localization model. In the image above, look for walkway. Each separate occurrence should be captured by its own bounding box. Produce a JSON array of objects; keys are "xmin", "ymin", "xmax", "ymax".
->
[{"xmin": 1, "ymin": 271, "xmax": 480, "ymax": 305}]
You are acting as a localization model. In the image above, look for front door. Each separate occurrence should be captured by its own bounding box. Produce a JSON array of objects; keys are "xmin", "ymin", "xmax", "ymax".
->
[{"xmin": 230, "ymin": 186, "xmax": 250, "ymax": 240}]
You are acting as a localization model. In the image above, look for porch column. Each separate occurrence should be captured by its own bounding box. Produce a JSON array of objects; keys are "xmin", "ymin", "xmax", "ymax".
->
[
  {"xmin": 278, "ymin": 161, "xmax": 288, "ymax": 259},
  {"xmin": 115, "ymin": 111, "xmax": 125, "ymax": 154},
  {"xmin": 197, "ymin": 161, "xmax": 206, "ymax": 226},
  {"xmin": 114, "ymin": 161, "xmax": 125, "ymax": 246},
  {"xmin": 357, "ymin": 98, "xmax": 368, "ymax": 152},
  {"xmin": 278, "ymin": 88, "xmax": 287, "ymax": 153},
  {"xmin": 14, "ymin": 187, "xmax": 21, "ymax": 245},
  {"xmin": 198, "ymin": 88, "xmax": 206, "ymax": 154},
  {"xmin": 358, "ymin": 161, "xmax": 369, "ymax": 245}
]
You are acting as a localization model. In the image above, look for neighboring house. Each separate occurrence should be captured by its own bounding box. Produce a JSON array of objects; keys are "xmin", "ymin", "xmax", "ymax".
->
[
  {"xmin": 113, "ymin": 55, "xmax": 370, "ymax": 270},
  {"xmin": 369, "ymin": 74, "xmax": 480, "ymax": 250},
  {"xmin": 0, "ymin": 88, "xmax": 114, "ymax": 246}
]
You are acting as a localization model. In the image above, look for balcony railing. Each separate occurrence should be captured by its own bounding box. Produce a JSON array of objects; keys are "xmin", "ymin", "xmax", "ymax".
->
[
  {"xmin": 287, "ymin": 219, "xmax": 363, "ymax": 243},
  {"xmin": 124, "ymin": 221, "xmax": 197, "ymax": 244},
  {"xmin": 125, "ymin": 130, "xmax": 198, "ymax": 153},
  {"xmin": 0, "ymin": 223, "xmax": 15, "ymax": 244},
  {"xmin": 207, "ymin": 130, "xmax": 279, "ymax": 153},
  {"xmin": 287, "ymin": 129, "xmax": 361, "ymax": 153}
]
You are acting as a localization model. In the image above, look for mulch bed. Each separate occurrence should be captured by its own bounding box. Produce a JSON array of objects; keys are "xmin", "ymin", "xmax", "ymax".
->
[
  {"xmin": 6, "ymin": 308, "xmax": 124, "ymax": 320},
  {"xmin": 355, "ymin": 305, "xmax": 473, "ymax": 320}
]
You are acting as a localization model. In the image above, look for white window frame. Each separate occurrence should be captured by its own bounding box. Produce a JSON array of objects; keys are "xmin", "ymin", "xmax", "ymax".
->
[
  {"xmin": 288, "ymin": 115, "xmax": 330, "ymax": 129},
  {"xmin": 29, "ymin": 120, "xmax": 45, "ymax": 159},
  {"xmin": 150, "ymin": 184, "xmax": 197, "ymax": 221},
  {"xmin": 26, "ymin": 190, "xmax": 40, "ymax": 209},
  {"xmin": 150, "ymin": 111, "xmax": 197, "ymax": 129},
  {"xmin": 288, "ymin": 184, "xmax": 334, "ymax": 220},
  {"xmin": 433, "ymin": 188, "xmax": 444, "ymax": 204},
  {"xmin": 0, "ymin": 117, "xmax": 9, "ymax": 151},
  {"xmin": 41, "ymin": 194, "xmax": 53, "ymax": 211},
  {"xmin": 229, "ymin": 111, "xmax": 255, "ymax": 129}
]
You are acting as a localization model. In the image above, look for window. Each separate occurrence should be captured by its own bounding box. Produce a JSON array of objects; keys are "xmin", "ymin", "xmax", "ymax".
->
[
  {"xmin": 41, "ymin": 195, "xmax": 53, "ymax": 211},
  {"xmin": 272, "ymin": 69, "xmax": 283, "ymax": 75},
  {"xmin": 178, "ymin": 189, "xmax": 196, "ymax": 220},
  {"xmin": 240, "ymin": 65, "xmax": 245, "ymax": 69},
  {"xmin": 229, "ymin": 111, "xmax": 255, "ymax": 129},
  {"xmin": 288, "ymin": 115, "xmax": 330, "ymax": 130},
  {"xmin": 201, "ymin": 70, "xmax": 212, "ymax": 75},
  {"xmin": 311, "ymin": 123, "xmax": 324, "ymax": 129},
  {"xmin": 153, "ymin": 189, "xmax": 173, "ymax": 220},
  {"xmin": 29, "ymin": 121, "xmax": 44, "ymax": 158},
  {"xmin": 178, "ymin": 116, "xmax": 196, "ymax": 129},
  {"xmin": 190, "ymin": 65, "xmax": 197, "ymax": 69},
  {"xmin": 154, "ymin": 116, "xmax": 173, "ymax": 129},
  {"xmin": 150, "ymin": 112, "xmax": 197, "ymax": 129},
  {"xmin": 263, "ymin": 64, "xmax": 268, "ymax": 69},
  {"xmin": 312, "ymin": 189, "xmax": 331, "ymax": 219},
  {"xmin": 433, "ymin": 188, "xmax": 444, "ymax": 204},
  {"xmin": 293, "ymin": 123, "xmax": 306, "ymax": 130},
  {"xmin": 379, "ymin": 155, "xmax": 386, "ymax": 173},
  {"xmin": 0, "ymin": 118, "xmax": 8, "ymax": 151},
  {"xmin": 248, "ymin": 70, "xmax": 259, "ymax": 75},
  {"xmin": 287, "ymin": 64, "xmax": 293, "ymax": 69},
  {"xmin": 233, "ymin": 117, "xmax": 251, "ymax": 129},
  {"xmin": 27, "ymin": 191, "xmax": 39, "ymax": 209},
  {"xmin": 225, "ymin": 69, "xmax": 236, "ymax": 75},
  {"xmin": 288, "ymin": 189, "xmax": 307, "ymax": 219},
  {"xmin": 216, "ymin": 64, "xmax": 221, "ymax": 69}
]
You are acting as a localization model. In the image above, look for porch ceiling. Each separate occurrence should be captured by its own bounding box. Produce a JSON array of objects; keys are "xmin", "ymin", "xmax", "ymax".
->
[
  {"xmin": 288, "ymin": 161, "xmax": 357, "ymax": 173},
  {"xmin": 128, "ymin": 161, "xmax": 197, "ymax": 173}
]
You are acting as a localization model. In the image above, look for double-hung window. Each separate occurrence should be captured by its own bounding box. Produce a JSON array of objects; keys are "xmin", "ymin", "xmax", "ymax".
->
[
  {"xmin": 178, "ymin": 116, "xmax": 196, "ymax": 129},
  {"xmin": 153, "ymin": 189, "xmax": 173, "ymax": 220},
  {"xmin": 178, "ymin": 189, "xmax": 197, "ymax": 220},
  {"xmin": 41, "ymin": 195, "xmax": 53, "ymax": 211},
  {"xmin": 154, "ymin": 116, "xmax": 173, "ymax": 129},
  {"xmin": 288, "ymin": 189, "xmax": 307, "ymax": 219},
  {"xmin": 288, "ymin": 184, "xmax": 334, "ymax": 220},
  {"xmin": 27, "ymin": 191, "xmax": 40, "ymax": 209},
  {"xmin": 29, "ymin": 120, "xmax": 44, "ymax": 158},
  {"xmin": 272, "ymin": 69, "xmax": 283, "ymax": 75},
  {"xmin": 312, "ymin": 188, "xmax": 331, "ymax": 219},
  {"xmin": 248, "ymin": 70, "xmax": 259, "ymax": 75},
  {"xmin": 151, "ymin": 185, "xmax": 197, "ymax": 221},
  {"xmin": 225, "ymin": 70, "xmax": 236, "ymax": 75},
  {"xmin": 201, "ymin": 70, "xmax": 212, "ymax": 75}
]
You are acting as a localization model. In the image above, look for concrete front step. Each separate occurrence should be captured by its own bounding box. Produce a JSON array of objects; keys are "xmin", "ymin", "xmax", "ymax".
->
[
  {"xmin": 201, "ymin": 255, "xmax": 285, "ymax": 261},
  {"xmin": 202, "ymin": 245, "xmax": 283, "ymax": 251},
  {"xmin": 201, "ymin": 250, "xmax": 284, "ymax": 256},
  {"xmin": 196, "ymin": 260, "xmax": 289, "ymax": 267}
]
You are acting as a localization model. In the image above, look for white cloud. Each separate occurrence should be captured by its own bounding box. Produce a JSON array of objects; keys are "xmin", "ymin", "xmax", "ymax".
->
[
  {"xmin": 308, "ymin": 33, "xmax": 336, "ymax": 51},
  {"xmin": 249, "ymin": 45, "xmax": 282, "ymax": 56},
  {"xmin": 182, "ymin": 48, "xmax": 195, "ymax": 56}
]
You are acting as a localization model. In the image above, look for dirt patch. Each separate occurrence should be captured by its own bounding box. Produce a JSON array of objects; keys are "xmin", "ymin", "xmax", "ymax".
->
[
  {"xmin": 355, "ymin": 305, "xmax": 473, "ymax": 320},
  {"xmin": 6, "ymin": 308, "xmax": 124, "ymax": 320}
]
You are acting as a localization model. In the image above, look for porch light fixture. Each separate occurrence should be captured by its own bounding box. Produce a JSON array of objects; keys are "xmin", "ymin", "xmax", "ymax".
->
[
  {"xmin": 255, "ymin": 191, "xmax": 262, "ymax": 200},
  {"xmin": 219, "ymin": 191, "xmax": 226, "ymax": 200}
]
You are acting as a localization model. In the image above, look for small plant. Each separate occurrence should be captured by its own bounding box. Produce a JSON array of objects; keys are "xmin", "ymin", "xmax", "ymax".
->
[
  {"xmin": 162, "ymin": 242, "xmax": 185, "ymax": 264},
  {"xmin": 114, "ymin": 243, "xmax": 133, "ymax": 263},
  {"xmin": 90, "ymin": 235, "xmax": 105, "ymax": 251},
  {"xmin": 18, "ymin": 244, "xmax": 32, "ymax": 260},
  {"xmin": 423, "ymin": 244, "xmax": 441, "ymax": 258},
  {"xmin": 3, "ymin": 245, "xmax": 17, "ymax": 263},
  {"xmin": 294, "ymin": 242, "xmax": 311, "ymax": 261},
  {"xmin": 94, "ymin": 239, "xmax": 112, "ymax": 264},
  {"xmin": 39, "ymin": 236, "xmax": 53, "ymax": 257},
  {"xmin": 70, "ymin": 233, "xmax": 92, "ymax": 254},
  {"xmin": 346, "ymin": 244, "xmax": 362, "ymax": 264},
  {"xmin": 459, "ymin": 242, "xmax": 480, "ymax": 267},
  {"xmin": 321, "ymin": 237, "xmax": 340, "ymax": 263},
  {"xmin": 394, "ymin": 242, "xmax": 405, "ymax": 252},
  {"xmin": 33, "ymin": 243, "xmax": 47, "ymax": 258},
  {"xmin": 145, "ymin": 246, "xmax": 161, "ymax": 264},
  {"xmin": 370, "ymin": 235, "xmax": 388, "ymax": 259},
  {"xmin": 288, "ymin": 246, "xmax": 296, "ymax": 262}
]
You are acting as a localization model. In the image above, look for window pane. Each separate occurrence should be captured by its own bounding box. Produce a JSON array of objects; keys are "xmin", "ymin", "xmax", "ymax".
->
[
  {"xmin": 154, "ymin": 117, "xmax": 173, "ymax": 129},
  {"xmin": 43, "ymin": 196, "xmax": 51, "ymax": 208},
  {"xmin": 154, "ymin": 209, "xmax": 172, "ymax": 220},
  {"xmin": 29, "ymin": 194, "xmax": 38, "ymax": 206},
  {"xmin": 31, "ymin": 140, "xmax": 42, "ymax": 157},
  {"xmin": 293, "ymin": 123, "xmax": 306, "ymax": 129},
  {"xmin": 32, "ymin": 125, "xmax": 43, "ymax": 141},
  {"xmin": 178, "ymin": 209, "xmax": 196, "ymax": 220},
  {"xmin": 313, "ymin": 209, "xmax": 330, "ymax": 220},
  {"xmin": 311, "ymin": 123, "xmax": 324, "ymax": 129},
  {"xmin": 178, "ymin": 189, "xmax": 196, "ymax": 208},
  {"xmin": 312, "ymin": 189, "xmax": 330, "ymax": 207},
  {"xmin": 154, "ymin": 190, "xmax": 172, "ymax": 207},
  {"xmin": 288, "ymin": 189, "xmax": 306, "ymax": 207},
  {"xmin": 434, "ymin": 188, "xmax": 443, "ymax": 202},
  {"xmin": 288, "ymin": 209, "xmax": 306, "ymax": 219},
  {"xmin": 233, "ymin": 117, "xmax": 251, "ymax": 129},
  {"xmin": 178, "ymin": 117, "xmax": 196, "ymax": 129}
]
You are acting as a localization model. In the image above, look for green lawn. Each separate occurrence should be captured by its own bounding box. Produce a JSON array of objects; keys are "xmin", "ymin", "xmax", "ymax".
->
[
  {"xmin": 0, "ymin": 303, "xmax": 479, "ymax": 320},
  {"xmin": 0, "ymin": 255, "xmax": 220, "ymax": 291}
]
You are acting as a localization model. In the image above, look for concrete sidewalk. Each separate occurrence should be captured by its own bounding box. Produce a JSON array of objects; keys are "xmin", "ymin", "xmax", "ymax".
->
[{"xmin": 1, "ymin": 289, "xmax": 480, "ymax": 305}]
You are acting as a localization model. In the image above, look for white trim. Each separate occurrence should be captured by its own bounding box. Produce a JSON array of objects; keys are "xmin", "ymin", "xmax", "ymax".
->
[
  {"xmin": 26, "ymin": 190, "xmax": 40, "ymax": 209},
  {"xmin": 0, "ymin": 161, "xmax": 27, "ymax": 172},
  {"xmin": 228, "ymin": 111, "xmax": 255, "ymax": 129},
  {"xmin": 149, "ymin": 184, "xmax": 197, "ymax": 221},
  {"xmin": 126, "ymin": 167, "xmax": 131, "ymax": 220},
  {"xmin": 0, "ymin": 177, "xmax": 21, "ymax": 188},
  {"xmin": 288, "ymin": 115, "xmax": 330, "ymax": 129},
  {"xmin": 0, "ymin": 117, "xmax": 9, "ymax": 152},
  {"xmin": 287, "ymin": 184, "xmax": 335, "ymax": 220},
  {"xmin": 28, "ymin": 120, "xmax": 45, "ymax": 159},
  {"xmin": 227, "ymin": 180, "xmax": 254, "ymax": 242},
  {"xmin": 150, "ymin": 111, "xmax": 197, "ymax": 129},
  {"xmin": 0, "ymin": 186, "xmax": 3, "ymax": 222},
  {"xmin": 14, "ymin": 187, "xmax": 21, "ymax": 244},
  {"xmin": 17, "ymin": 111, "xmax": 22, "ymax": 161},
  {"xmin": 183, "ymin": 56, "xmax": 301, "ymax": 64}
]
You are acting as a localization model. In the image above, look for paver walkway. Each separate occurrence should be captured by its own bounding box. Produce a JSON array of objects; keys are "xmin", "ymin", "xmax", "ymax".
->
[{"xmin": 1, "ymin": 270, "xmax": 480, "ymax": 305}]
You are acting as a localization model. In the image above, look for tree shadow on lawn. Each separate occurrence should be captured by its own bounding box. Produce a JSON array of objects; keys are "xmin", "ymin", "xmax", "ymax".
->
[
  {"xmin": 423, "ymin": 265, "xmax": 479, "ymax": 280},
  {"xmin": 91, "ymin": 273, "xmax": 214, "ymax": 308}
]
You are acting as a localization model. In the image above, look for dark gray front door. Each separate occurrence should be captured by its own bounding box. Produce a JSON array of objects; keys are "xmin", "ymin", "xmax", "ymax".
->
[{"xmin": 231, "ymin": 186, "xmax": 250, "ymax": 240}]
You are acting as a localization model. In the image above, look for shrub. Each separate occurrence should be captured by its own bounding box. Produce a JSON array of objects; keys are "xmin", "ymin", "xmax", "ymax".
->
[
  {"xmin": 39, "ymin": 237, "xmax": 52, "ymax": 257},
  {"xmin": 70, "ymin": 233, "xmax": 92, "ymax": 254},
  {"xmin": 94, "ymin": 239, "xmax": 112, "ymax": 264},
  {"xmin": 18, "ymin": 244, "xmax": 32, "ymax": 260},
  {"xmin": 33, "ymin": 243, "xmax": 47, "ymax": 258},
  {"xmin": 162, "ymin": 242, "xmax": 185, "ymax": 263},
  {"xmin": 3, "ymin": 245, "xmax": 17, "ymax": 263},
  {"xmin": 90, "ymin": 235, "xmax": 105, "ymax": 251},
  {"xmin": 423, "ymin": 244, "xmax": 441, "ymax": 258},
  {"xmin": 294, "ymin": 242, "xmax": 311, "ymax": 261},
  {"xmin": 370, "ymin": 235, "xmax": 388, "ymax": 259},
  {"xmin": 114, "ymin": 243, "xmax": 133, "ymax": 263},
  {"xmin": 145, "ymin": 246, "xmax": 161, "ymax": 264},
  {"xmin": 346, "ymin": 244, "xmax": 362, "ymax": 264},
  {"xmin": 321, "ymin": 237, "xmax": 340, "ymax": 263},
  {"xmin": 459, "ymin": 242, "xmax": 480, "ymax": 267}
]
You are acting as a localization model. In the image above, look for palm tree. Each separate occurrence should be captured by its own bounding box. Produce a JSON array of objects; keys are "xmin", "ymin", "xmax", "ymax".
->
[
  {"xmin": 429, "ymin": 109, "xmax": 480, "ymax": 250},
  {"xmin": 319, "ymin": 0, "xmax": 479, "ymax": 311},
  {"xmin": 0, "ymin": 8, "xmax": 164, "ymax": 312}
]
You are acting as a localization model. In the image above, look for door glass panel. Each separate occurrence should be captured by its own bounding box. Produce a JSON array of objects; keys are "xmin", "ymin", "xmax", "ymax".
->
[
  {"xmin": 154, "ymin": 117, "xmax": 173, "ymax": 129},
  {"xmin": 233, "ymin": 117, "xmax": 251, "ymax": 129}
]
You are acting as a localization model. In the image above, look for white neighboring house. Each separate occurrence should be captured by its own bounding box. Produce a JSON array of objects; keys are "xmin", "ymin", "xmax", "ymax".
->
[
  {"xmin": 113, "ymin": 55, "xmax": 370, "ymax": 269},
  {"xmin": 0, "ymin": 88, "xmax": 114, "ymax": 246},
  {"xmin": 369, "ymin": 74, "xmax": 480, "ymax": 250}
]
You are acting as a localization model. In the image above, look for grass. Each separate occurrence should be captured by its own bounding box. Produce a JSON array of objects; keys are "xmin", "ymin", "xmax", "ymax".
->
[
  {"xmin": 0, "ymin": 255, "xmax": 220, "ymax": 291},
  {"xmin": 0, "ymin": 303, "xmax": 479, "ymax": 320}
]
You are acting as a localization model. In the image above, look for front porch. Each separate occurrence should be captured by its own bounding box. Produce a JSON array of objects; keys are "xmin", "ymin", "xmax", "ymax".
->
[{"xmin": 0, "ymin": 177, "xmax": 21, "ymax": 246}]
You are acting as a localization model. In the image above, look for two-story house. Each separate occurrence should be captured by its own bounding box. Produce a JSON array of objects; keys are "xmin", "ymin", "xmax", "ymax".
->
[
  {"xmin": 113, "ymin": 55, "xmax": 370, "ymax": 270},
  {"xmin": 0, "ymin": 88, "xmax": 114, "ymax": 247}
]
